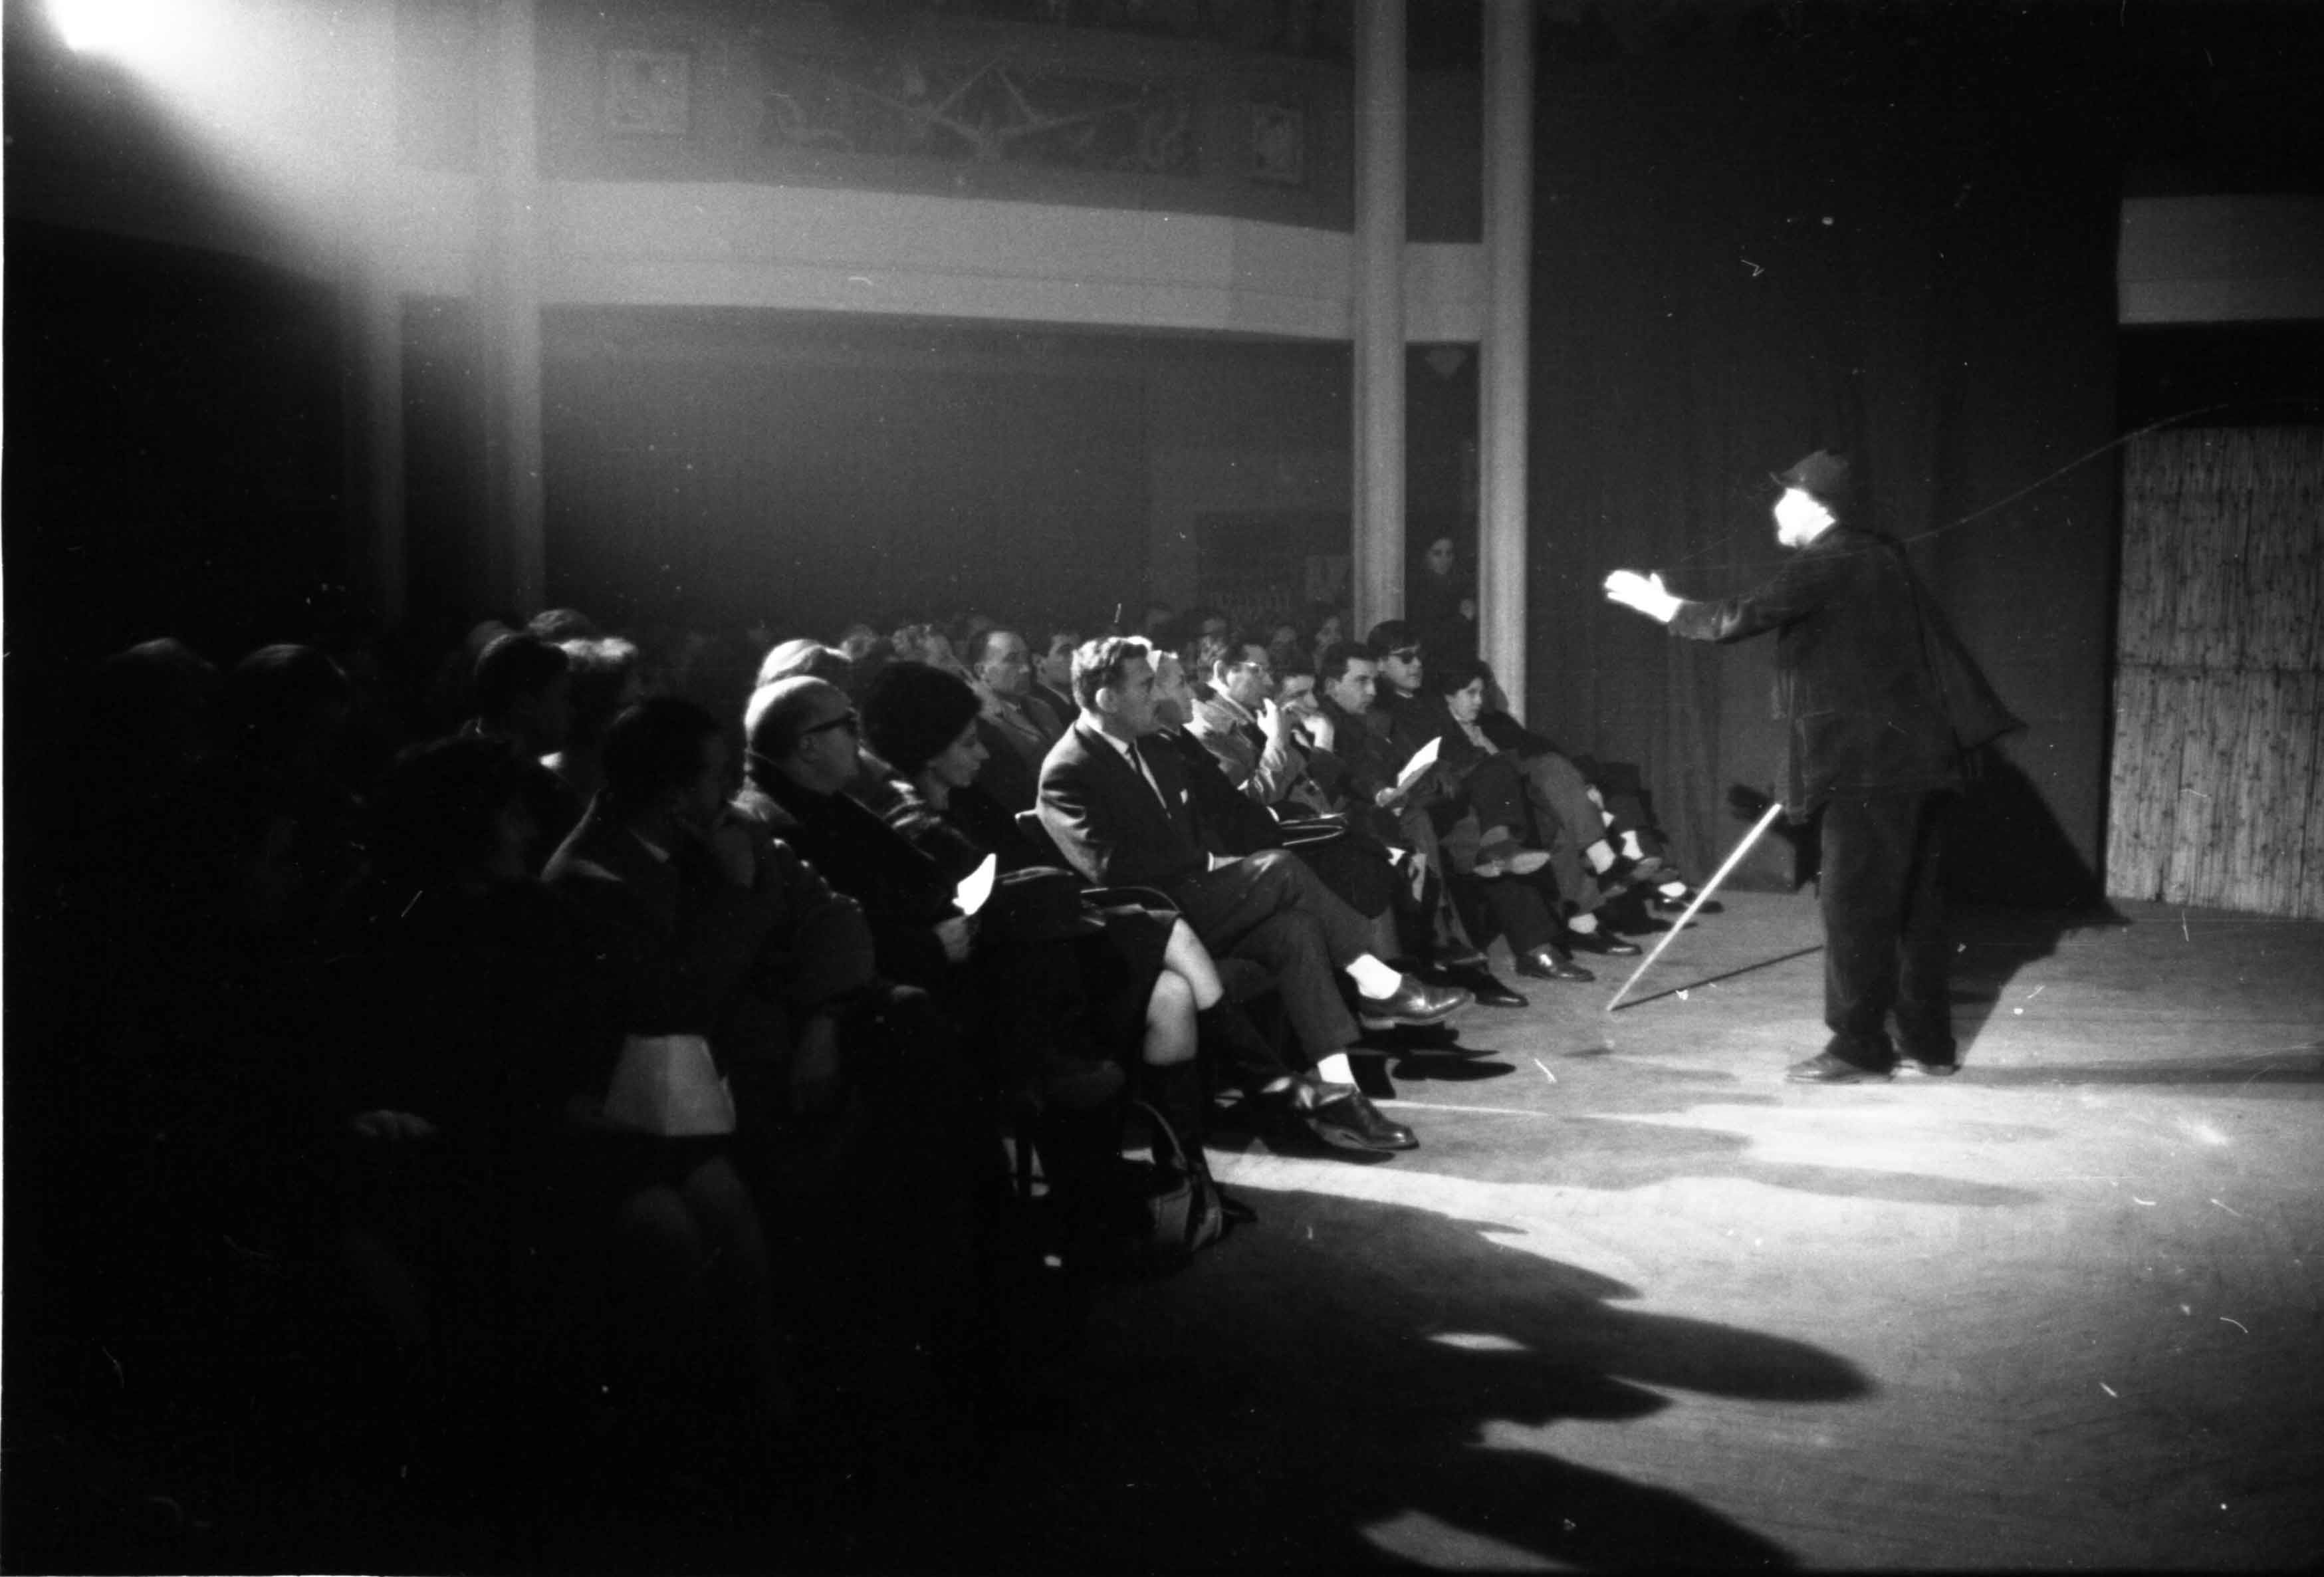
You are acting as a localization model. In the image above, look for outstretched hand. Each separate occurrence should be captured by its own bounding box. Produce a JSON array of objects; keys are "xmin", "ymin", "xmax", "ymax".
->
[{"xmin": 1603, "ymin": 569, "xmax": 1681, "ymax": 624}]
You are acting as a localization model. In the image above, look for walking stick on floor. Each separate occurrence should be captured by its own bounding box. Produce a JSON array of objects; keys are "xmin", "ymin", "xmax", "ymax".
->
[{"xmin": 1605, "ymin": 799, "xmax": 1788, "ymax": 1014}]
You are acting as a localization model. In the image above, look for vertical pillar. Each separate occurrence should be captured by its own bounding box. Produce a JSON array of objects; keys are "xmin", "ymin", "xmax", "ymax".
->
[
  {"xmin": 1351, "ymin": 0, "xmax": 1407, "ymax": 636},
  {"xmin": 477, "ymin": 0, "xmax": 546, "ymax": 614},
  {"xmin": 1478, "ymin": 0, "xmax": 1534, "ymax": 718}
]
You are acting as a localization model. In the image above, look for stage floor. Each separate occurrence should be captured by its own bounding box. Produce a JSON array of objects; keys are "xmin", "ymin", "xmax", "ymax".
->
[{"xmin": 1026, "ymin": 890, "xmax": 2324, "ymax": 1570}]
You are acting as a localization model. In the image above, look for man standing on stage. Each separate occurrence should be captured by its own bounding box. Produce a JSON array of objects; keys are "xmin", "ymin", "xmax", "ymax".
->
[{"xmin": 1602, "ymin": 450, "xmax": 2019, "ymax": 1082}]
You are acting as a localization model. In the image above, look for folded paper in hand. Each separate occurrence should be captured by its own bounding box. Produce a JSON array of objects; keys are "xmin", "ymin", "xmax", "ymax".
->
[
  {"xmin": 1393, "ymin": 737, "xmax": 1441, "ymax": 796},
  {"xmin": 954, "ymin": 852, "xmax": 999, "ymax": 917}
]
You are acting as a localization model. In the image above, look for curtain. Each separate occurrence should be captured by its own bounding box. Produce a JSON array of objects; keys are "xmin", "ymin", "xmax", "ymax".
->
[{"xmin": 1524, "ymin": 33, "xmax": 2121, "ymax": 904}]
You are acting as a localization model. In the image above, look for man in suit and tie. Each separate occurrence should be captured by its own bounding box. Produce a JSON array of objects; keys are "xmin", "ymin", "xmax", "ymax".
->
[{"xmin": 1038, "ymin": 637, "xmax": 1472, "ymax": 1153}]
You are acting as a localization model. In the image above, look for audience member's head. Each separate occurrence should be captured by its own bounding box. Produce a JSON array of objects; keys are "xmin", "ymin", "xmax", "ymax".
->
[
  {"xmin": 463, "ymin": 617, "xmax": 519, "ymax": 665},
  {"xmin": 1307, "ymin": 602, "xmax": 1347, "ymax": 653},
  {"xmin": 1422, "ymin": 535, "xmax": 1459, "ymax": 580},
  {"xmin": 1429, "ymin": 651, "xmax": 1491, "ymax": 721},
  {"xmin": 969, "ymin": 627, "xmax": 1034, "ymax": 697},
  {"xmin": 558, "ymin": 637, "xmax": 645, "ymax": 752},
  {"xmin": 756, "ymin": 637, "xmax": 851, "ymax": 690},
  {"xmin": 1150, "ymin": 646, "xmax": 1197, "ymax": 729},
  {"xmin": 601, "ymin": 695, "xmax": 732, "ymax": 832},
  {"xmin": 744, "ymin": 676, "xmax": 862, "ymax": 796},
  {"xmin": 1211, "ymin": 633, "xmax": 1277, "ymax": 712},
  {"xmin": 471, "ymin": 632, "xmax": 573, "ymax": 754},
  {"xmin": 1264, "ymin": 620, "xmax": 1302, "ymax": 670},
  {"xmin": 528, "ymin": 606, "xmax": 601, "ymax": 643},
  {"xmin": 1139, "ymin": 600, "xmax": 1174, "ymax": 639},
  {"xmin": 837, "ymin": 621, "xmax": 881, "ymax": 660},
  {"xmin": 1319, "ymin": 641, "xmax": 1381, "ymax": 716},
  {"xmin": 370, "ymin": 735, "xmax": 537, "ymax": 888},
  {"xmin": 954, "ymin": 610, "xmax": 997, "ymax": 652},
  {"xmin": 1366, "ymin": 620, "xmax": 1425, "ymax": 696},
  {"xmin": 221, "ymin": 643, "xmax": 353, "ymax": 767},
  {"xmin": 862, "ymin": 661, "xmax": 987, "ymax": 793},
  {"xmin": 92, "ymin": 636, "xmax": 219, "ymax": 776},
  {"xmin": 1032, "ymin": 628, "xmax": 1080, "ymax": 694},
  {"xmin": 1071, "ymin": 636, "xmax": 1160, "ymax": 737},
  {"xmin": 1275, "ymin": 652, "xmax": 1318, "ymax": 713}
]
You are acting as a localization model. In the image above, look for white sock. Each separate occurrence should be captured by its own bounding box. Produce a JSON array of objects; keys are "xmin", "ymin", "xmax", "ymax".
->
[
  {"xmin": 1659, "ymin": 878, "xmax": 1688, "ymax": 899},
  {"xmin": 1585, "ymin": 840, "xmax": 1617, "ymax": 872},
  {"xmin": 1569, "ymin": 911, "xmax": 1601, "ymax": 935},
  {"xmin": 1314, "ymin": 1052, "xmax": 1355, "ymax": 1085},
  {"xmin": 1621, "ymin": 832, "xmax": 1647, "ymax": 858},
  {"xmin": 1345, "ymin": 955, "xmax": 1404, "ymax": 999}
]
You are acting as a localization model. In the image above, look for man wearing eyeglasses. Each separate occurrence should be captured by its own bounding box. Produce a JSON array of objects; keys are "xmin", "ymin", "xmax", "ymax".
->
[
  {"xmin": 1187, "ymin": 633, "xmax": 1316, "ymax": 811},
  {"xmin": 737, "ymin": 676, "xmax": 971, "ymax": 987}
]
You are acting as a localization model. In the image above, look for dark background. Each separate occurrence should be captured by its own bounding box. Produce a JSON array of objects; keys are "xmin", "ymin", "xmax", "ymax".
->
[{"xmin": 7, "ymin": 0, "xmax": 2322, "ymax": 901}]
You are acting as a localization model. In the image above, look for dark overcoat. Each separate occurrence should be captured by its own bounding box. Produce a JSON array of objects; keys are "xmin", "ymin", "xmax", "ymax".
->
[{"xmin": 1668, "ymin": 525, "xmax": 2020, "ymax": 818}]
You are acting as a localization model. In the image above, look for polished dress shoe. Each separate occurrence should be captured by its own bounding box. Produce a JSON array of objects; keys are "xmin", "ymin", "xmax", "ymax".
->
[
  {"xmin": 1649, "ymin": 888, "xmax": 1724, "ymax": 916},
  {"xmin": 1785, "ymin": 1051, "xmax": 1893, "ymax": 1083},
  {"xmin": 1260, "ymin": 1082, "xmax": 1377, "ymax": 1152},
  {"xmin": 1514, "ymin": 945, "xmax": 1594, "ymax": 983},
  {"xmin": 1433, "ymin": 945, "xmax": 1492, "ymax": 972},
  {"xmin": 1458, "ymin": 971, "xmax": 1530, "ymax": 1009},
  {"xmin": 1357, "ymin": 975, "xmax": 1472, "ymax": 1028},
  {"xmin": 1314, "ymin": 1083, "xmax": 1418, "ymax": 1150},
  {"xmin": 1565, "ymin": 927, "xmax": 1641, "ymax": 957},
  {"xmin": 1895, "ymin": 1054, "xmax": 1960, "ymax": 1078}
]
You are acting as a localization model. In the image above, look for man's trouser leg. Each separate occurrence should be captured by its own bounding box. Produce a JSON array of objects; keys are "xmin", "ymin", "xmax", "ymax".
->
[
  {"xmin": 1513, "ymin": 750, "xmax": 1607, "ymax": 913},
  {"xmin": 1893, "ymin": 791, "xmax": 1956, "ymax": 1065},
  {"xmin": 1818, "ymin": 789, "xmax": 1942, "ymax": 1068},
  {"xmin": 1171, "ymin": 850, "xmax": 1363, "ymax": 1060}
]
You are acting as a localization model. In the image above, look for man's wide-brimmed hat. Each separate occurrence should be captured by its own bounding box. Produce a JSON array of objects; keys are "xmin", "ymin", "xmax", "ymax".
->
[{"xmin": 1770, "ymin": 449, "xmax": 1854, "ymax": 511}]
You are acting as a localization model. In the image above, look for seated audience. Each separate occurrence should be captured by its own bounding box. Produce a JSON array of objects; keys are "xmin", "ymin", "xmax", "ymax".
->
[
  {"xmin": 964, "ymin": 625, "xmax": 1066, "ymax": 812},
  {"xmin": 466, "ymin": 630, "xmax": 584, "ymax": 863},
  {"xmin": 1039, "ymin": 637, "xmax": 1480, "ymax": 1155},
  {"xmin": 1187, "ymin": 632, "xmax": 1321, "ymax": 813},
  {"xmin": 1370, "ymin": 620, "xmax": 1645, "ymax": 951},
  {"xmin": 1029, "ymin": 625, "xmax": 1081, "ymax": 725},
  {"xmin": 544, "ymin": 636, "xmax": 643, "ymax": 803},
  {"xmin": 541, "ymin": 699, "xmax": 797, "ymax": 1465}
]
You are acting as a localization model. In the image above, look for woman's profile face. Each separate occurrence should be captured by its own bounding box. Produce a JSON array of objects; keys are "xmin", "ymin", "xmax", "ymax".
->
[
  {"xmin": 929, "ymin": 718, "xmax": 988, "ymax": 790},
  {"xmin": 1448, "ymin": 677, "xmax": 1486, "ymax": 724}
]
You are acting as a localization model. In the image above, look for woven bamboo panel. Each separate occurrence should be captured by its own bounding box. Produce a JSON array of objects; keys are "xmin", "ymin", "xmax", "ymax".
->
[
  {"xmin": 2110, "ymin": 427, "xmax": 2324, "ymax": 919},
  {"xmin": 2104, "ymin": 666, "xmax": 2175, "ymax": 899}
]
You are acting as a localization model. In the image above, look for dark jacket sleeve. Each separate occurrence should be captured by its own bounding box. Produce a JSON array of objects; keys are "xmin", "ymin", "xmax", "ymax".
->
[{"xmin": 1667, "ymin": 539, "xmax": 1857, "ymax": 645}]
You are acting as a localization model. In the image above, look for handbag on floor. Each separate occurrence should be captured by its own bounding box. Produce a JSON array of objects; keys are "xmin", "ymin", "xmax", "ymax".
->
[{"xmin": 1129, "ymin": 1098, "xmax": 1226, "ymax": 1266}]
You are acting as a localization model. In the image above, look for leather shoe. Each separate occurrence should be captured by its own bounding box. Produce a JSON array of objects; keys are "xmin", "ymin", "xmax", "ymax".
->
[
  {"xmin": 1264, "ymin": 1084, "xmax": 1377, "ymax": 1152},
  {"xmin": 1514, "ymin": 945, "xmax": 1594, "ymax": 983},
  {"xmin": 1565, "ymin": 928, "xmax": 1641, "ymax": 957},
  {"xmin": 1314, "ymin": 1084, "xmax": 1417, "ymax": 1150},
  {"xmin": 1433, "ymin": 945, "xmax": 1492, "ymax": 972},
  {"xmin": 1357, "ymin": 975, "xmax": 1472, "ymax": 1028},
  {"xmin": 1785, "ymin": 1052, "xmax": 1893, "ymax": 1083},
  {"xmin": 1452, "ymin": 968, "xmax": 1529, "ymax": 1009},
  {"xmin": 1895, "ymin": 1054, "xmax": 1960, "ymax": 1078},
  {"xmin": 1649, "ymin": 888, "xmax": 1724, "ymax": 916}
]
